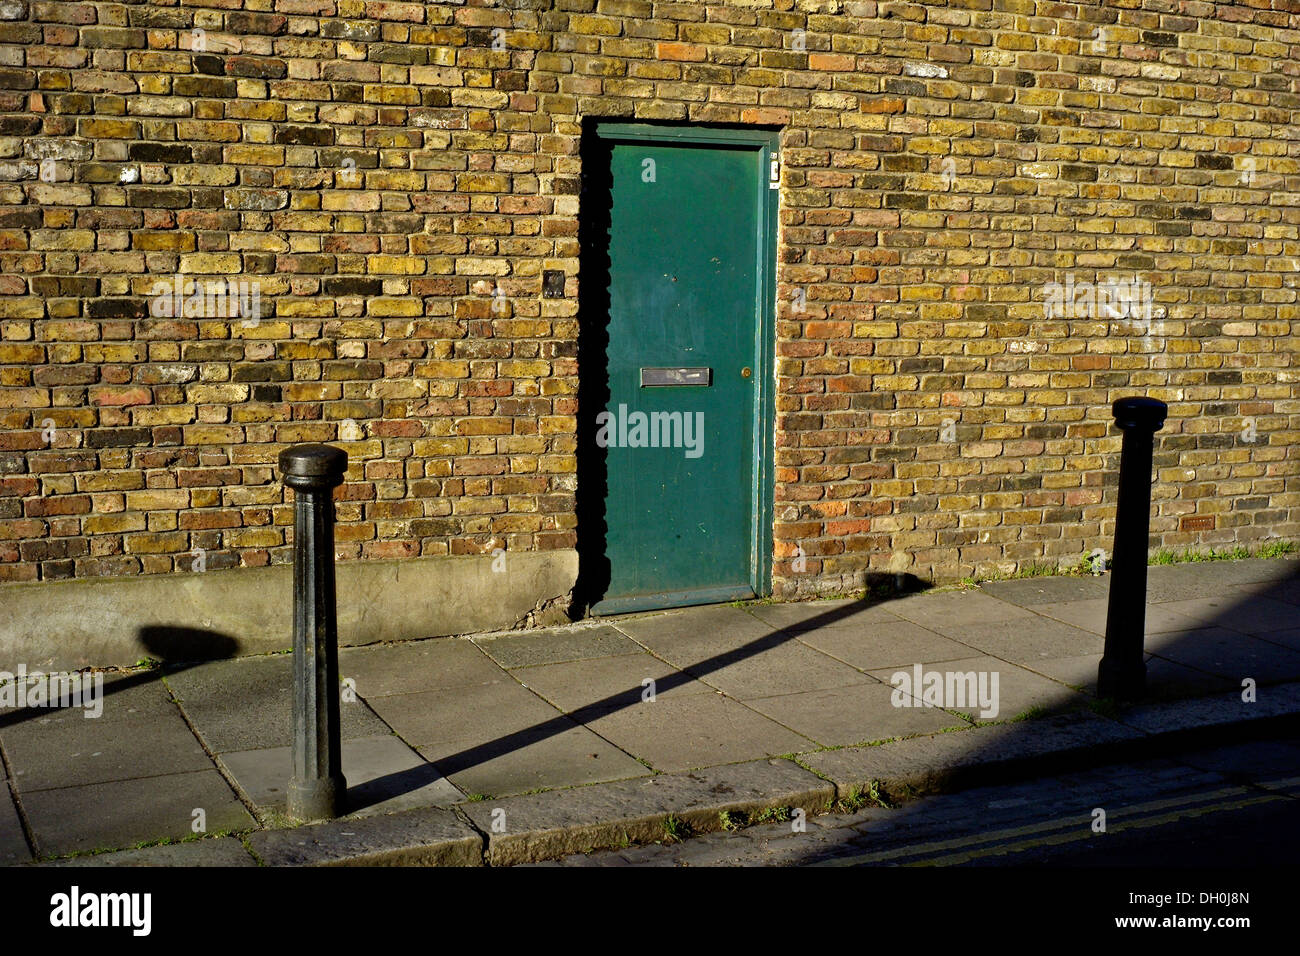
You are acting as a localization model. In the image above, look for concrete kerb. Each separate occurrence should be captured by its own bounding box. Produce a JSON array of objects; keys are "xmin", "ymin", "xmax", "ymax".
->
[
  {"xmin": 459, "ymin": 758, "xmax": 836, "ymax": 866},
  {"xmin": 246, "ymin": 806, "xmax": 484, "ymax": 867},
  {"xmin": 800, "ymin": 683, "xmax": 1300, "ymax": 807}
]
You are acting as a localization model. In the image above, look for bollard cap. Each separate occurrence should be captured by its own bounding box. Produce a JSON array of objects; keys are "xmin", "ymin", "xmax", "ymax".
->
[
  {"xmin": 279, "ymin": 443, "xmax": 348, "ymax": 489},
  {"xmin": 1112, "ymin": 396, "xmax": 1167, "ymax": 432}
]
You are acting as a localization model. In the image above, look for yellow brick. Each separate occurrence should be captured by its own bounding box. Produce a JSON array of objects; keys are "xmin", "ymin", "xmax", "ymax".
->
[
  {"xmin": 368, "ymin": 255, "xmax": 426, "ymax": 275},
  {"xmin": 179, "ymin": 254, "xmax": 242, "ymax": 274}
]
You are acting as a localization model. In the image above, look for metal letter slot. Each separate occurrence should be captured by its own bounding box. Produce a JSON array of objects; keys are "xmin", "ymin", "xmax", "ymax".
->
[{"xmin": 640, "ymin": 367, "xmax": 712, "ymax": 387}]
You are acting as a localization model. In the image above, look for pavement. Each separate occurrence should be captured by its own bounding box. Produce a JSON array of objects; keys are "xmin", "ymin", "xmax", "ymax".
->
[{"xmin": 2, "ymin": 555, "xmax": 1298, "ymax": 867}]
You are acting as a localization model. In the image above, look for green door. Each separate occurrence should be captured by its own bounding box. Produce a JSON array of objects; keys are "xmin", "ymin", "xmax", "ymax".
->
[{"xmin": 586, "ymin": 125, "xmax": 778, "ymax": 615}]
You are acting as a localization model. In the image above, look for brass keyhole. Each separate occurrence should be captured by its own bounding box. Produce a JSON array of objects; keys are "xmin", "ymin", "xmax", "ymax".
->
[{"xmin": 741, "ymin": 367, "xmax": 752, "ymax": 378}]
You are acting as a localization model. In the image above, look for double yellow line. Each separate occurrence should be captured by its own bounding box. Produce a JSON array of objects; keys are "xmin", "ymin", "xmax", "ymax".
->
[{"xmin": 814, "ymin": 777, "xmax": 1300, "ymax": 866}]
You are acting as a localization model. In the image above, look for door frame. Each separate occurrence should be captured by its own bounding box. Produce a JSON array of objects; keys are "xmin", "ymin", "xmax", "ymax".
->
[{"xmin": 587, "ymin": 122, "xmax": 780, "ymax": 611}]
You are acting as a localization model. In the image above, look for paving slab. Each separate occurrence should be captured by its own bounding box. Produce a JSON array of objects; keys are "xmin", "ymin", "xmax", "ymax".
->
[
  {"xmin": 22, "ymin": 769, "xmax": 255, "ymax": 859},
  {"xmin": 1, "ymin": 673, "xmax": 212, "ymax": 791},
  {"xmin": 0, "ymin": 783, "xmax": 30, "ymax": 864},
  {"xmin": 743, "ymin": 680, "xmax": 959, "ymax": 747},
  {"xmin": 1228, "ymin": 574, "xmax": 1300, "ymax": 597},
  {"xmin": 687, "ymin": 640, "xmax": 873, "ymax": 699},
  {"xmin": 580, "ymin": 693, "xmax": 814, "ymax": 772},
  {"xmin": 1146, "ymin": 656, "xmax": 1246, "ymax": 697},
  {"xmin": 868, "ymin": 655, "xmax": 1086, "ymax": 722},
  {"xmin": 1034, "ymin": 598, "xmax": 1200, "ymax": 635},
  {"xmin": 339, "ymin": 638, "xmax": 508, "ymax": 698},
  {"xmin": 798, "ymin": 710, "xmax": 1144, "ymax": 800},
  {"xmin": 886, "ymin": 590, "xmax": 1038, "ymax": 629},
  {"xmin": 1156, "ymin": 591, "xmax": 1299, "ymax": 635},
  {"xmin": 247, "ymin": 806, "xmax": 482, "ymax": 866},
  {"xmin": 365, "ymin": 679, "xmax": 562, "ymax": 751},
  {"xmin": 1146, "ymin": 626, "xmax": 1300, "ymax": 681},
  {"xmin": 1022, "ymin": 652, "xmax": 1107, "ymax": 690},
  {"xmin": 417, "ymin": 722, "xmax": 651, "ymax": 797},
  {"xmin": 1259, "ymin": 576, "xmax": 1300, "ymax": 607},
  {"xmin": 44, "ymin": 836, "xmax": 255, "ymax": 867},
  {"xmin": 473, "ymin": 624, "xmax": 642, "ymax": 668},
  {"xmin": 1260, "ymin": 627, "xmax": 1300, "ymax": 652},
  {"xmin": 928, "ymin": 615, "xmax": 1105, "ymax": 665},
  {"xmin": 1115, "ymin": 681, "xmax": 1300, "ymax": 736},
  {"xmin": 458, "ymin": 758, "xmax": 835, "ymax": 865},
  {"xmin": 1234, "ymin": 556, "xmax": 1300, "ymax": 582},
  {"xmin": 743, "ymin": 598, "xmax": 903, "ymax": 633},
  {"xmin": 510, "ymin": 653, "xmax": 714, "ymax": 713},
  {"xmin": 792, "ymin": 620, "xmax": 978, "ymax": 671},
  {"xmin": 1142, "ymin": 565, "xmax": 1235, "ymax": 604},
  {"xmin": 1024, "ymin": 652, "xmax": 1238, "ymax": 699},
  {"xmin": 612, "ymin": 604, "xmax": 783, "ymax": 667},
  {"xmin": 1150, "ymin": 557, "xmax": 1299, "ymax": 591},
  {"xmin": 219, "ymin": 734, "xmax": 463, "ymax": 818},
  {"xmin": 978, "ymin": 576, "xmax": 1109, "ymax": 607},
  {"xmin": 164, "ymin": 655, "xmax": 390, "ymax": 753}
]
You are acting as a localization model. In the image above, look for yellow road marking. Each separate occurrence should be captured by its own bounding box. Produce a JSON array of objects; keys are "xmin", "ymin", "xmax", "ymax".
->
[
  {"xmin": 817, "ymin": 784, "xmax": 1293, "ymax": 867},
  {"xmin": 918, "ymin": 792, "xmax": 1287, "ymax": 866}
]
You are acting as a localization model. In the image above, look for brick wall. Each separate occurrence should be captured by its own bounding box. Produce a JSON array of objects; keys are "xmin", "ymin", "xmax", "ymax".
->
[{"xmin": 0, "ymin": 0, "xmax": 1297, "ymax": 600}]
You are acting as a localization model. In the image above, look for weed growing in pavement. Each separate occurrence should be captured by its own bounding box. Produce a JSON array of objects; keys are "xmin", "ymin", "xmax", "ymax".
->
[
  {"xmin": 754, "ymin": 805, "xmax": 793, "ymax": 824},
  {"xmin": 661, "ymin": 814, "xmax": 692, "ymax": 842},
  {"xmin": 835, "ymin": 783, "xmax": 892, "ymax": 812},
  {"xmin": 961, "ymin": 540, "xmax": 1294, "ymax": 588},
  {"xmin": 1012, "ymin": 706, "xmax": 1050, "ymax": 722},
  {"xmin": 718, "ymin": 810, "xmax": 745, "ymax": 831},
  {"xmin": 835, "ymin": 787, "xmax": 870, "ymax": 813},
  {"xmin": 1258, "ymin": 540, "xmax": 1297, "ymax": 558}
]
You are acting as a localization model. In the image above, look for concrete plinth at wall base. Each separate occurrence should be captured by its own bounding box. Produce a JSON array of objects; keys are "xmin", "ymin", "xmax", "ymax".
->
[{"xmin": 0, "ymin": 549, "xmax": 578, "ymax": 670}]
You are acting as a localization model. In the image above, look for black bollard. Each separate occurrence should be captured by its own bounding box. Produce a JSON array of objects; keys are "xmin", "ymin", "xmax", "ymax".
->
[
  {"xmin": 279, "ymin": 443, "xmax": 349, "ymax": 821},
  {"xmin": 1097, "ymin": 397, "xmax": 1167, "ymax": 701}
]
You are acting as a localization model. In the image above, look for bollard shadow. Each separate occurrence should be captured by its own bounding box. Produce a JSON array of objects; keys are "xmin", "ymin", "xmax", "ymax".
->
[
  {"xmin": 139, "ymin": 625, "xmax": 240, "ymax": 665},
  {"xmin": 0, "ymin": 625, "xmax": 238, "ymax": 732},
  {"xmin": 345, "ymin": 761, "xmax": 450, "ymax": 815},
  {"xmin": 361, "ymin": 574, "xmax": 936, "ymax": 793}
]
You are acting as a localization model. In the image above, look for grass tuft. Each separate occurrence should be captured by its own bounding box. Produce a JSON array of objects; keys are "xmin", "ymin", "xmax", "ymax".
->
[
  {"xmin": 718, "ymin": 810, "xmax": 746, "ymax": 831},
  {"xmin": 962, "ymin": 540, "xmax": 1296, "ymax": 588},
  {"xmin": 661, "ymin": 814, "xmax": 692, "ymax": 843}
]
